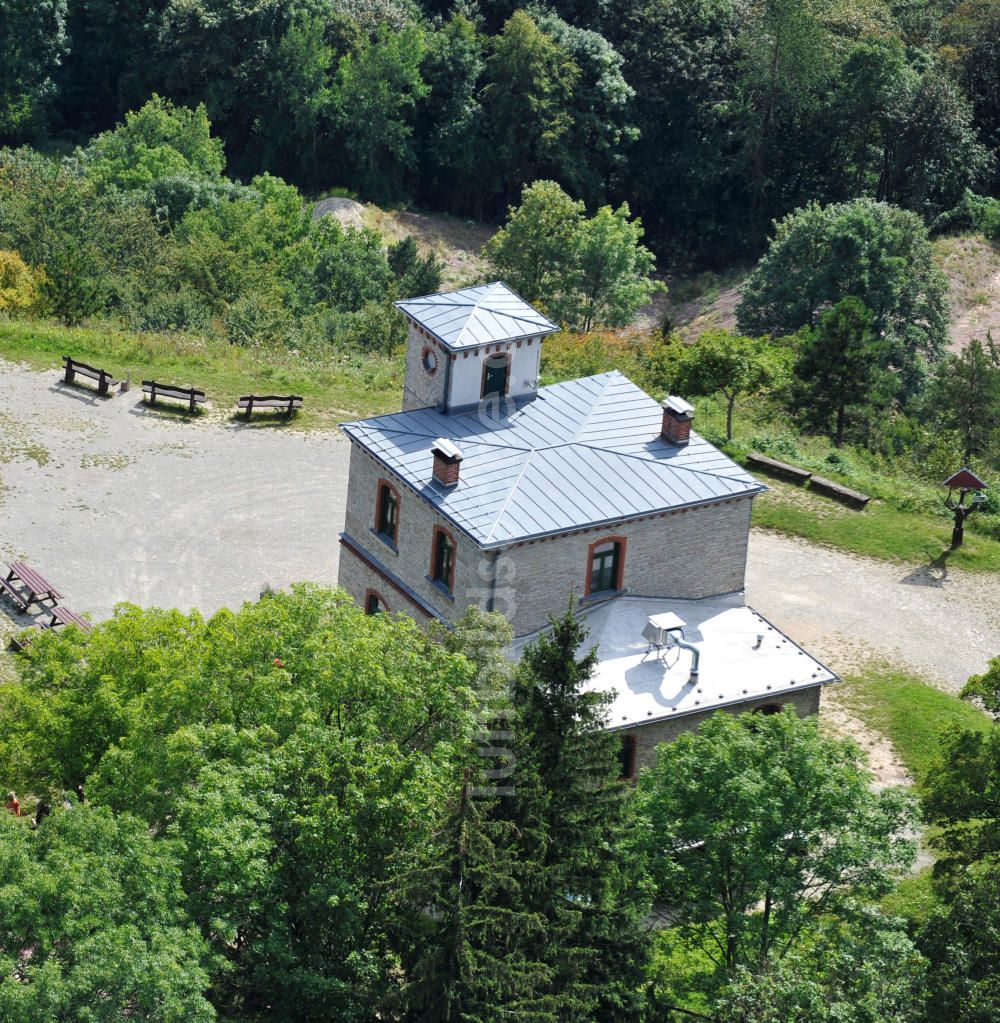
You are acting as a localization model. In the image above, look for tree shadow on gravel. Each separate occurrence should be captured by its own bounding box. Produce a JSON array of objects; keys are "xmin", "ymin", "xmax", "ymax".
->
[{"xmin": 900, "ymin": 548, "xmax": 953, "ymax": 588}]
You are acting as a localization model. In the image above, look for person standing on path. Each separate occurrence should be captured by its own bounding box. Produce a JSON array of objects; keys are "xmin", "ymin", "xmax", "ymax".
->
[{"xmin": 6, "ymin": 791, "xmax": 20, "ymax": 816}]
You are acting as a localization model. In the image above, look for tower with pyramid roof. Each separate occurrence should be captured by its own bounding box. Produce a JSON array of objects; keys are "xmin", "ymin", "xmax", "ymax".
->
[{"xmin": 396, "ymin": 282, "xmax": 559, "ymax": 413}]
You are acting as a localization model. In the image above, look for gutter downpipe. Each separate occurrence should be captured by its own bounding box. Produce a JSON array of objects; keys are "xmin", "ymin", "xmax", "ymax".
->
[
  {"xmin": 487, "ymin": 548, "xmax": 501, "ymax": 613},
  {"xmin": 442, "ymin": 346, "xmax": 453, "ymax": 414}
]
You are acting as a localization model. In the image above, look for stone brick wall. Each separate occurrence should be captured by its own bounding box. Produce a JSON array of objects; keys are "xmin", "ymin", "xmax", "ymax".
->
[
  {"xmin": 340, "ymin": 442, "xmax": 753, "ymax": 636},
  {"xmin": 337, "ymin": 541, "xmax": 434, "ymax": 619},
  {"xmin": 501, "ymin": 497, "xmax": 753, "ymax": 636},
  {"xmin": 338, "ymin": 443, "xmax": 489, "ymax": 622},
  {"xmin": 623, "ymin": 685, "xmax": 823, "ymax": 774},
  {"xmin": 402, "ymin": 324, "xmax": 448, "ymax": 411}
]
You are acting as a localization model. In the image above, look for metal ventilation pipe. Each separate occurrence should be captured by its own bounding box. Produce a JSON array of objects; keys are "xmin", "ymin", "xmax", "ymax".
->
[{"xmin": 670, "ymin": 631, "xmax": 700, "ymax": 683}]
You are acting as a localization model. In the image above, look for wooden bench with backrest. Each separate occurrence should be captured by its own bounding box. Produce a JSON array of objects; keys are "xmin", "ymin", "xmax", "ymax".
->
[
  {"xmin": 62, "ymin": 356, "xmax": 118, "ymax": 396},
  {"xmin": 142, "ymin": 380, "xmax": 206, "ymax": 414},
  {"xmin": 238, "ymin": 394, "xmax": 304, "ymax": 419}
]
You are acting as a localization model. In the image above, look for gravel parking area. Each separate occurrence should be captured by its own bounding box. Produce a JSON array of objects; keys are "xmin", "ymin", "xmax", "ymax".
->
[
  {"xmin": 0, "ymin": 361, "xmax": 348, "ymax": 637},
  {"xmin": 747, "ymin": 531, "xmax": 1000, "ymax": 691}
]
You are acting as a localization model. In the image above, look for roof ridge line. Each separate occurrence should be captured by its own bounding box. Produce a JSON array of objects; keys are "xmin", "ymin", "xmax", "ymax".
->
[
  {"xmin": 569, "ymin": 373, "xmax": 617, "ymax": 443},
  {"xmin": 347, "ymin": 422, "xmax": 537, "ymax": 454},
  {"xmin": 484, "ymin": 449, "xmax": 538, "ymax": 544},
  {"xmin": 573, "ymin": 439, "xmax": 762, "ymax": 486}
]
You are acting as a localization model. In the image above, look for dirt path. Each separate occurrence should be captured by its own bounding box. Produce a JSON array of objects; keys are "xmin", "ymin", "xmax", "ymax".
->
[{"xmin": 747, "ymin": 528, "xmax": 999, "ymax": 801}]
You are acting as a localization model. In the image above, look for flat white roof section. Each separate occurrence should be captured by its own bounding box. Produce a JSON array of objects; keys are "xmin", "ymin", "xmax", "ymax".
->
[{"xmin": 514, "ymin": 594, "xmax": 838, "ymax": 730}]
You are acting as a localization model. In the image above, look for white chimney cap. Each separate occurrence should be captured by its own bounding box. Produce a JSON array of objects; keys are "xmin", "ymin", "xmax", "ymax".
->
[
  {"xmin": 662, "ymin": 396, "xmax": 695, "ymax": 417},
  {"xmin": 431, "ymin": 438, "xmax": 463, "ymax": 461}
]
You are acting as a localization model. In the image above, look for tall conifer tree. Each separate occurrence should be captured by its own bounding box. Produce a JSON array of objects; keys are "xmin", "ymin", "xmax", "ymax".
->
[
  {"xmin": 393, "ymin": 756, "xmax": 555, "ymax": 1023},
  {"xmin": 511, "ymin": 608, "xmax": 650, "ymax": 1021}
]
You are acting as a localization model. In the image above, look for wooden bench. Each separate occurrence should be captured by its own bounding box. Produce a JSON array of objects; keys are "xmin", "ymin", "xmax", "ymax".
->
[
  {"xmin": 9, "ymin": 607, "xmax": 92, "ymax": 653},
  {"xmin": 46, "ymin": 606, "xmax": 92, "ymax": 632},
  {"xmin": 63, "ymin": 356, "xmax": 118, "ymax": 397},
  {"xmin": 746, "ymin": 452, "xmax": 812, "ymax": 485},
  {"xmin": 809, "ymin": 475, "xmax": 871, "ymax": 509},
  {"xmin": 238, "ymin": 394, "xmax": 303, "ymax": 419},
  {"xmin": 142, "ymin": 380, "xmax": 206, "ymax": 413}
]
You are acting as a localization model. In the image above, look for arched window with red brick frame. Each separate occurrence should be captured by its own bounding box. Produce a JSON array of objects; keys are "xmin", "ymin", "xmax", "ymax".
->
[
  {"xmin": 585, "ymin": 535, "xmax": 627, "ymax": 596},
  {"xmin": 375, "ymin": 479, "xmax": 400, "ymax": 545},
  {"xmin": 364, "ymin": 589, "xmax": 390, "ymax": 614},
  {"xmin": 430, "ymin": 526, "xmax": 457, "ymax": 593}
]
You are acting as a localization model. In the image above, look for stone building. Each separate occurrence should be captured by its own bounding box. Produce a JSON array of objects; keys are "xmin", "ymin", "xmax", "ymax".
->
[{"xmin": 338, "ymin": 282, "xmax": 837, "ymax": 773}]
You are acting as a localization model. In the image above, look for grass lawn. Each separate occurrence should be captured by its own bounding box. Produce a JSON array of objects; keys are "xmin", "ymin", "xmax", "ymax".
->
[
  {"xmin": 837, "ymin": 664, "xmax": 992, "ymax": 788},
  {"xmin": 751, "ymin": 480, "xmax": 1000, "ymax": 573},
  {"xmin": 881, "ymin": 866, "xmax": 942, "ymax": 925},
  {"xmin": 0, "ymin": 320, "xmax": 402, "ymax": 427}
]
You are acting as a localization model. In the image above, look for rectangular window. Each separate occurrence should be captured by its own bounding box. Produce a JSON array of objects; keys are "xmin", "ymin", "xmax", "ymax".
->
[
  {"xmin": 590, "ymin": 540, "xmax": 622, "ymax": 594},
  {"xmin": 619, "ymin": 735, "xmax": 637, "ymax": 781},
  {"xmin": 432, "ymin": 529, "xmax": 456, "ymax": 591},
  {"xmin": 377, "ymin": 483, "xmax": 399, "ymax": 543}
]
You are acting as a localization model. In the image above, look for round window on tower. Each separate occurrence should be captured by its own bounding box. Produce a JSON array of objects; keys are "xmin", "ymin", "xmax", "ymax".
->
[{"xmin": 422, "ymin": 345, "xmax": 439, "ymax": 377}]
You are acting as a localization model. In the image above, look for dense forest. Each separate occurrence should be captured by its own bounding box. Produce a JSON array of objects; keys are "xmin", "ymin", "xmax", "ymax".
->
[{"xmin": 3, "ymin": 0, "xmax": 1000, "ymax": 267}]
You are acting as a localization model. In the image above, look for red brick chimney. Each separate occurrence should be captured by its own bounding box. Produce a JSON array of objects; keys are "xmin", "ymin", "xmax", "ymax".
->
[
  {"xmin": 661, "ymin": 396, "xmax": 694, "ymax": 445},
  {"xmin": 432, "ymin": 438, "xmax": 463, "ymax": 486}
]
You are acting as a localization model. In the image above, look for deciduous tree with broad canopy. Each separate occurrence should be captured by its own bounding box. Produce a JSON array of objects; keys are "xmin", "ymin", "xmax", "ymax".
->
[
  {"xmin": 0, "ymin": 586, "xmax": 483, "ymax": 1020},
  {"xmin": 635, "ymin": 709, "xmax": 917, "ymax": 977},
  {"xmin": 0, "ymin": 806, "xmax": 214, "ymax": 1022},
  {"xmin": 485, "ymin": 179, "xmax": 660, "ymax": 331},
  {"xmin": 737, "ymin": 199, "xmax": 949, "ymax": 399},
  {"xmin": 668, "ymin": 329, "xmax": 786, "ymax": 440}
]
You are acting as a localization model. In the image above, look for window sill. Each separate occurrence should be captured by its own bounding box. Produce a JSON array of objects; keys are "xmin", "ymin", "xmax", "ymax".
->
[
  {"xmin": 579, "ymin": 587, "xmax": 627, "ymax": 607},
  {"xmin": 426, "ymin": 576, "xmax": 456, "ymax": 602},
  {"xmin": 370, "ymin": 528, "xmax": 398, "ymax": 554}
]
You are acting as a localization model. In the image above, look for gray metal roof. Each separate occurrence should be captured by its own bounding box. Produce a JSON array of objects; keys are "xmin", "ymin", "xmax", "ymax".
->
[
  {"xmin": 342, "ymin": 371, "xmax": 765, "ymax": 549},
  {"xmin": 394, "ymin": 282, "xmax": 558, "ymax": 351}
]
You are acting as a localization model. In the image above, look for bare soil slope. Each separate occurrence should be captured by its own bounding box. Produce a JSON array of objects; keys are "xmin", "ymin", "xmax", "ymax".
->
[
  {"xmin": 314, "ymin": 198, "xmax": 492, "ymax": 289},
  {"xmin": 315, "ymin": 201, "xmax": 1000, "ymax": 347},
  {"xmin": 934, "ymin": 234, "xmax": 1000, "ymax": 351}
]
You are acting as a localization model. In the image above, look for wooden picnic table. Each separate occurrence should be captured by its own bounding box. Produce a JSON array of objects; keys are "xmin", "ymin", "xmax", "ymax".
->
[{"xmin": 1, "ymin": 561, "xmax": 63, "ymax": 612}]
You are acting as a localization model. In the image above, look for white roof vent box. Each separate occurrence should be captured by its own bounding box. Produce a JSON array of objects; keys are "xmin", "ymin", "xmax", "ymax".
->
[
  {"xmin": 642, "ymin": 612, "xmax": 701, "ymax": 682},
  {"xmin": 642, "ymin": 612, "xmax": 686, "ymax": 646}
]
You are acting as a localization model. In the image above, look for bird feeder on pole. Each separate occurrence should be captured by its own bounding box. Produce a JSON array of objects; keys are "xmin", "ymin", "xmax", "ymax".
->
[{"xmin": 943, "ymin": 467, "xmax": 989, "ymax": 548}]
